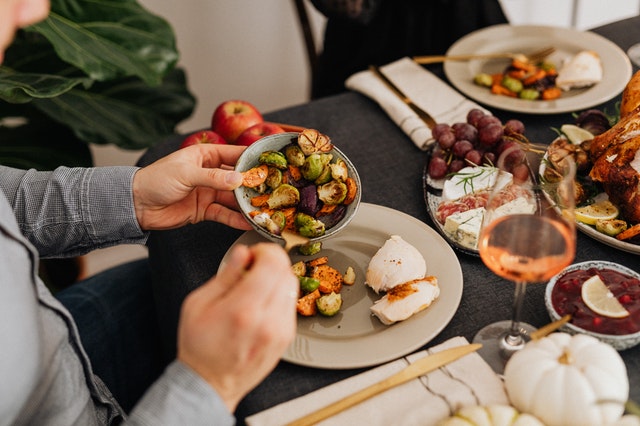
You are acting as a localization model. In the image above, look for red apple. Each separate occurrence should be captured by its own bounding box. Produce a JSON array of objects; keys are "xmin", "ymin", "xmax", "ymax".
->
[
  {"xmin": 211, "ymin": 100, "xmax": 263, "ymax": 143},
  {"xmin": 179, "ymin": 130, "xmax": 227, "ymax": 149},
  {"xmin": 235, "ymin": 122, "xmax": 286, "ymax": 146}
]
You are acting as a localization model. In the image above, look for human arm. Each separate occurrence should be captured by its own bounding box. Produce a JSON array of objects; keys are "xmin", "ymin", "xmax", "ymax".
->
[{"xmin": 128, "ymin": 242, "xmax": 298, "ymax": 423}]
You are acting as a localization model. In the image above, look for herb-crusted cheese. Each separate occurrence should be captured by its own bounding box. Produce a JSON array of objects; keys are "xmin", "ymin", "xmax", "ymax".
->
[{"xmin": 443, "ymin": 207, "xmax": 485, "ymax": 249}]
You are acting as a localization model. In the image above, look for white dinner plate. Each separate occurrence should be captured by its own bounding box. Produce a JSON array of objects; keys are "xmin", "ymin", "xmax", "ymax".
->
[
  {"xmin": 444, "ymin": 24, "xmax": 632, "ymax": 114},
  {"xmin": 220, "ymin": 202, "xmax": 463, "ymax": 369}
]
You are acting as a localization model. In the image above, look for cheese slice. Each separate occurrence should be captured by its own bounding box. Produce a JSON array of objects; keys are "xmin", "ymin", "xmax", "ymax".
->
[
  {"xmin": 443, "ymin": 207, "xmax": 485, "ymax": 250},
  {"xmin": 442, "ymin": 166, "xmax": 512, "ymax": 201}
]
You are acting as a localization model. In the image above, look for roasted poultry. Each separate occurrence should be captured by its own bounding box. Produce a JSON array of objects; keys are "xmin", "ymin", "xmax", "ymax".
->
[{"xmin": 588, "ymin": 70, "xmax": 640, "ymax": 224}]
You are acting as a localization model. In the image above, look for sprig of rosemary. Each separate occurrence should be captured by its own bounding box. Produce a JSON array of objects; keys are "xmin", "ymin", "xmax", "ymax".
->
[{"xmin": 446, "ymin": 165, "xmax": 498, "ymax": 194}]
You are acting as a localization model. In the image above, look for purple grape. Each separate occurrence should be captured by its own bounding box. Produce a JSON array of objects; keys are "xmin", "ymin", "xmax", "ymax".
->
[
  {"xmin": 449, "ymin": 159, "xmax": 465, "ymax": 173},
  {"xmin": 477, "ymin": 115, "xmax": 502, "ymax": 129},
  {"xmin": 428, "ymin": 156, "xmax": 448, "ymax": 179},
  {"xmin": 453, "ymin": 122, "xmax": 478, "ymax": 144},
  {"xmin": 464, "ymin": 149, "xmax": 482, "ymax": 166},
  {"xmin": 504, "ymin": 119, "xmax": 525, "ymax": 135},
  {"xmin": 431, "ymin": 123, "xmax": 451, "ymax": 140},
  {"xmin": 482, "ymin": 151, "xmax": 496, "ymax": 165},
  {"xmin": 466, "ymin": 108, "xmax": 486, "ymax": 127},
  {"xmin": 452, "ymin": 140, "xmax": 473, "ymax": 158},
  {"xmin": 478, "ymin": 123, "xmax": 504, "ymax": 147},
  {"xmin": 438, "ymin": 131, "xmax": 456, "ymax": 149}
]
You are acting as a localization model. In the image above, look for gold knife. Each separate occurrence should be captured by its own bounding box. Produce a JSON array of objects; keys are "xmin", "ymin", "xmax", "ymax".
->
[
  {"xmin": 285, "ymin": 343, "xmax": 482, "ymax": 426},
  {"xmin": 368, "ymin": 65, "xmax": 437, "ymax": 130}
]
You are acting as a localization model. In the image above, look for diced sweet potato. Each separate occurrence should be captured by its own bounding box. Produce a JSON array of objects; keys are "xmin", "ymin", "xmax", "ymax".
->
[
  {"xmin": 297, "ymin": 289, "xmax": 321, "ymax": 316},
  {"xmin": 311, "ymin": 264, "xmax": 343, "ymax": 294},
  {"xmin": 242, "ymin": 164, "xmax": 269, "ymax": 188},
  {"xmin": 306, "ymin": 256, "xmax": 329, "ymax": 267}
]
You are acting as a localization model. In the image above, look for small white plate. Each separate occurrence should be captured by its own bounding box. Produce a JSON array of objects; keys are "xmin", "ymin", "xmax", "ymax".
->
[
  {"xmin": 444, "ymin": 24, "xmax": 632, "ymax": 114},
  {"xmin": 220, "ymin": 203, "xmax": 463, "ymax": 369}
]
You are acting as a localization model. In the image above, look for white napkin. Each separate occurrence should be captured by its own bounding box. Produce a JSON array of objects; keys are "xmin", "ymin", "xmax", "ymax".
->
[
  {"xmin": 245, "ymin": 336, "xmax": 508, "ymax": 426},
  {"xmin": 345, "ymin": 57, "xmax": 489, "ymax": 150}
]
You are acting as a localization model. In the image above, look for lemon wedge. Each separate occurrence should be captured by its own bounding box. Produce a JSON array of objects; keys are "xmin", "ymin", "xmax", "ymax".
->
[
  {"xmin": 575, "ymin": 200, "xmax": 619, "ymax": 225},
  {"xmin": 581, "ymin": 275, "xmax": 630, "ymax": 318},
  {"xmin": 561, "ymin": 124, "xmax": 594, "ymax": 145}
]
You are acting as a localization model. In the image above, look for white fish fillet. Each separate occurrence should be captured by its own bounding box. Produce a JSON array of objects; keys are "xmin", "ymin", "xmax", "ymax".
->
[
  {"xmin": 365, "ymin": 235, "xmax": 426, "ymax": 293},
  {"xmin": 370, "ymin": 277, "xmax": 440, "ymax": 325}
]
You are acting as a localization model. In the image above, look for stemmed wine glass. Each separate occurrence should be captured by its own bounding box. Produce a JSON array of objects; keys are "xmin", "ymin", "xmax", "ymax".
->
[{"xmin": 473, "ymin": 144, "xmax": 576, "ymax": 374}]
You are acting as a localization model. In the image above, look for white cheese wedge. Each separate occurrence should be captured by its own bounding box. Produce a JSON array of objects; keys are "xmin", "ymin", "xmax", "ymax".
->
[
  {"xmin": 370, "ymin": 276, "xmax": 440, "ymax": 325},
  {"xmin": 443, "ymin": 207, "xmax": 485, "ymax": 249},
  {"xmin": 442, "ymin": 166, "xmax": 512, "ymax": 201},
  {"xmin": 365, "ymin": 235, "xmax": 426, "ymax": 293},
  {"xmin": 556, "ymin": 50, "xmax": 603, "ymax": 91},
  {"xmin": 493, "ymin": 196, "xmax": 536, "ymax": 218}
]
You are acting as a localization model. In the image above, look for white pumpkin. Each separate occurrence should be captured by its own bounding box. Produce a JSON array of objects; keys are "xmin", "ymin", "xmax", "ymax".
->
[
  {"xmin": 438, "ymin": 404, "xmax": 544, "ymax": 426},
  {"xmin": 504, "ymin": 333, "xmax": 629, "ymax": 426}
]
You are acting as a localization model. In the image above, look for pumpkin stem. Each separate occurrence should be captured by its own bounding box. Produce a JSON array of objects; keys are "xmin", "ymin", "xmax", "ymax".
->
[{"xmin": 558, "ymin": 349, "xmax": 574, "ymax": 365}]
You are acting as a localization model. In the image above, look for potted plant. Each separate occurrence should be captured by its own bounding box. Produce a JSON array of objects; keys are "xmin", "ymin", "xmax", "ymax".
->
[{"xmin": 0, "ymin": 0, "xmax": 196, "ymax": 170}]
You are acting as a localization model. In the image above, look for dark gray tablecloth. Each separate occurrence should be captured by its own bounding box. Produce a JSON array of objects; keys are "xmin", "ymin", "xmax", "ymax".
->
[{"xmin": 139, "ymin": 16, "xmax": 640, "ymax": 423}]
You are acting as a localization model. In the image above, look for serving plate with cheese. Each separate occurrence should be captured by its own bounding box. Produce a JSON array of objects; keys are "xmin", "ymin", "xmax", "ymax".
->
[{"xmin": 423, "ymin": 157, "xmax": 534, "ymax": 255}]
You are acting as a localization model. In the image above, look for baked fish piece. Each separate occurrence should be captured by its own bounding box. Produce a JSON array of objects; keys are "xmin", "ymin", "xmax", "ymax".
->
[
  {"xmin": 365, "ymin": 235, "xmax": 427, "ymax": 293},
  {"xmin": 555, "ymin": 50, "xmax": 603, "ymax": 91},
  {"xmin": 370, "ymin": 276, "xmax": 440, "ymax": 325}
]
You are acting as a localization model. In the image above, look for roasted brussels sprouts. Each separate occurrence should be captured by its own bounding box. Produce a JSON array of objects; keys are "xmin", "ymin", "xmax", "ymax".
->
[
  {"xmin": 316, "ymin": 292, "xmax": 342, "ymax": 316},
  {"xmin": 474, "ymin": 73, "xmax": 493, "ymax": 87},
  {"xmin": 314, "ymin": 165, "xmax": 333, "ymax": 185},
  {"xmin": 330, "ymin": 159, "xmax": 349, "ymax": 181},
  {"xmin": 294, "ymin": 213, "xmax": 325, "ymax": 238},
  {"xmin": 299, "ymin": 276, "xmax": 320, "ymax": 293},
  {"xmin": 270, "ymin": 210, "xmax": 286, "ymax": 231},
  {"xmin": 267, "ymin": 184, "xmax": 300, "ymax": 209},
  {"xmin": 259, "ymin": 151, "xmax": 288, "ymax": 170},
  {"xmin": 252, "ymin": 212, "xmax": 282, "ymax": 235},
  {"xmin": 284, "ymin": 144, "xmax": 306, "ymax": 167},
  {"xmin": 265, "ymin": 167, "xmax": 283, "ymax": 189},
  {"xmin": 298, "ymin": 242, "xmax": 322, "ymax": 256},
  {"xmin": 301, "ymin": 153, "xmax": 332, "ymax": 181},
  {"xmin": 317, "ymin": 180, "xmax": 348, "ymax": 205},
  {"xmin": 291, "ymin": 260, "xmax": 306, "ymax": 277}
]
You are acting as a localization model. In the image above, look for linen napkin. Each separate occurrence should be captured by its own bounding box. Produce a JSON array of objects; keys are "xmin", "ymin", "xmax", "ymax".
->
[
  {"xmin": 245, "ymin": 336, "xmax": 508, "ymax": 426},
  {"xmin": 345, "ymin": 57, "xmax": 489, "ymax": 150}
]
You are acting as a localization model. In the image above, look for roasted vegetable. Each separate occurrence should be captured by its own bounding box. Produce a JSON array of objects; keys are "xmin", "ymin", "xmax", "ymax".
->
[
  {"xmin": 291, "ymin": 260, "xmax": 306, "ymax": 277},
  {"xmin": 316, "ymin": 292, "xmax": 342, "ymax": 316},
  {"xmin": 242, "ymin": 164, "xmax": 269, "ymax": 188},
  {"xmin": 265, "ymin": 167, "xmax": 283, "ymax": 189},
  {"xmin": 267, "ymin": 184, "xmax": 300, "ymax": 209},
  {"xmin": 301, "ymin": 153, "xmax": 332, "ymax": 181},
  {"xmin": 311, "ymin": 264, "xmax": 343, "ymax": 294},
  {"xmin": 259, "ymin": 150, "xmax": 288, "ymax": 169},
  {"xmin": 317, "ymin": 204, "xmax": 347, "ymax": 229},
  {"xmin": 574, "ymin": 109, "xmax": 613, "ymax": 136},
  {"xmin": 298, "ymin": 184, "xmax": 320, "ymax": 216},
  {"xmin": 283, "ymin": 144, "xmax": 306, "ymax": 167},
  {"xmin": 298, "ymin": 128, "xmax": 333, "ymax": 155},
  {"xmin": 297, "ymin": 289, "xmax": 320, "ymax": 316},
  {"xmin": 299, "ymin": 276, "xmax": 320, "ymax": 293},
  {"xmin": 294, "ymin": 213, "xmax": 325, "ymax": 238},
  {"xmin": 317, "ymin": 180, "xmax": 348, "ymax": 205},
  {"xmin": 298, "ymin": 242, "xmax": 322, "ymax": 256},
  {"xmin": 595, "ymin": 219, "xmax": 628, "ymax": 237},
  {"xmin": 252, "ymin": 212, "xmax": 282, "ymax": 235},
  {"xmin": 330, "ymin": 159, "xmax": 349, "ymax": 181}
]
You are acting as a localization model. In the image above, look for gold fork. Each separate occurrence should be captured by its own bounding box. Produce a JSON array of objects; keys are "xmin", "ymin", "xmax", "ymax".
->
[{"xmin": 413, "ymin": 46, "xmax": 556, "ymax": 65}]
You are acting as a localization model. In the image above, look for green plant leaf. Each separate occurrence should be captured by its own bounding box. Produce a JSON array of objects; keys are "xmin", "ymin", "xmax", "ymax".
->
[
  {"xmin": 27, "ymin": 0, "xmax": 178, "ymax": 86},
  {"xmin": 32, "ymin": 68, "xmax": 195, "ymax": 149},
  {"xmin": 0, "ymin": 68, "xmax": 92, "ymax": 103}
]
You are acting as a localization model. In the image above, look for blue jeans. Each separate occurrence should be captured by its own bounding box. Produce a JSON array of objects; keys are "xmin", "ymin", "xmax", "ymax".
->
[{"xmin": 55, "ymin": 258, "xmax": 167, "ymax": 413}]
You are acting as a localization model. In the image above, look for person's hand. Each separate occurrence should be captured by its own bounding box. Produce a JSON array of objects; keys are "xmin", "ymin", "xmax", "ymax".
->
[
  {"xmin": 132, "ymin": 144, "xmax": 253, "ymax": 231},
  {"xmin": 176, "ymin": 243, "xmax": 298, "ymax": 412}
]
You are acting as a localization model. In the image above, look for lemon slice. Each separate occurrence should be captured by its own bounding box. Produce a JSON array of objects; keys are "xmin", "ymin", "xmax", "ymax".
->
[
  {"xmin": 561, "ymin": 124, "xmax": 594, "ymax": 145},
  {"xmin": 575, "ymin": 200, "xmax": 619, "ymax": 225},
  {"xmin": 581, "ymin": 275, "xmax": 630, "ymax": 318}
]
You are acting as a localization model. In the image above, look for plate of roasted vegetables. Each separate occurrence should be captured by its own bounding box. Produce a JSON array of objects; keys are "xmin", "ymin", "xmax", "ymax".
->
[
  {"xmin": 220, "ymin": 203, "xmax": 463, "ymax": 369},
  {"xmin": 444, "ymin": 24, "xmax": 632, "ymax": 114},
  {"xmin": 540, "ymin": 77, "xmax": 640, "ymax": 255}
]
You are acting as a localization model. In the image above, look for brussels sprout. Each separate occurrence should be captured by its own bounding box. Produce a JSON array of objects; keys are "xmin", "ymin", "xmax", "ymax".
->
[
  {"xmin": 502, "ymin": 76, "xmax": 523, "ymax": 93},
  {"xmin": 330, "ymin": 159, "xmax": 349, "ymax": 181},
  {"xmin": 295, "ymin": 213, "xmax": 326, "ymax": 238},
  {"xmin": 474, "ymin": 73, "xmax": 493, "ymax": 87},
  {"xmin": 267, "ymin": 184, "xmax": 300, "ymax": 209},
  {"xmin": 298, "ymin": 242, "xmax": 322, "ymax": 256},
  {"xmin": 314, "ymin": 165, "xmax": 333, "ymax": 185},
  {"xmin": 291, "ymin": 260, "xmax": 306, "ymax": 277},
  {"xmin": 301, "ymin": 153, "xmax": 332, "ymax": 181},
  {"xmin": 270, "ymin": 210, "xmax": 286, "ymax": 231},
  {"xmin": 316, "ymin": 292, "xmax": 342, "ymax": 316},
  {"xmin": 284, "ymin": 144, "xmax": 306, "ymax": 167},
  {"xmin": 252, "ymin": 212, "xmax": 282, "ymax": 234},
  {"xmin": 299, "ymin": 276, "xmax": 320, "ymax": 293},
  {"xmin": 519, "ymin": 88, "xmax": 540, "ymax": 100},
  {"xmin": 259, "ymin": 150, "xmax": 288, "ymax": 170},
  {"xmin": 595, "ymin": 219, "xmax": 628, "ymax": 237},
  {"xmin": 317, "ymin": 180, "xmax": 348, "ymax": 205},
  {"xmin": 265, "ymin": 167, "xmax": 283, "ymax": 189}
]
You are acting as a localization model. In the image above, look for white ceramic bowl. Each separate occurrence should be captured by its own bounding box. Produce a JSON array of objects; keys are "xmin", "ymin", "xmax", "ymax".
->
[
  {"xmin": 545, "ymin": 260, "xmax": 640, "ymax": 350},
  {"xmin": 233, "ymin": 132, "xmax": 361, "ymax": 245}
]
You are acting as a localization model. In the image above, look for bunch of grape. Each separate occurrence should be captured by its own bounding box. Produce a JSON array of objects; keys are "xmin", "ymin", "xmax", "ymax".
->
[{"xmin": 427, "ymin": 108, "xmax": 527, "ymax": 180}]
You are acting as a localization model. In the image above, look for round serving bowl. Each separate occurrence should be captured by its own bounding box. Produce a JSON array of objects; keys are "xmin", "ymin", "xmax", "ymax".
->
[
  {"xmin": 545, "ymin": 260, "xmax": 640, "ymax": 350},
  {"xmin": 233, "ymin": 131, "xmax": 361, "ymax": 246}
]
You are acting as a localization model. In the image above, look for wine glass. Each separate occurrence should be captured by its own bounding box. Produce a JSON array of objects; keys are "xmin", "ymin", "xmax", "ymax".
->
[{"xmin": 473, "ymin": 144, "xmax": 576, "ymax": 374}]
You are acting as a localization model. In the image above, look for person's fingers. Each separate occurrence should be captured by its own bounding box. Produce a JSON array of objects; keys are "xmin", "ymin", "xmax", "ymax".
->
[
  {"xmin": 203, "ymin": 204, "xmax": 253, "ymax": 230},
  {"xmin": 199, "ymin": 244, "xmax": 253, "ymax": 301}
]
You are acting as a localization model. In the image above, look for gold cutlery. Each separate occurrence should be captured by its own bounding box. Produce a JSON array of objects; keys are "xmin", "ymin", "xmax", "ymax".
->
[
  {"xmin": 281, "ymin": 229, "xmax": 310, "ymax": 252},
  {"xmin": 530, "ymin": 314, "xmax": 572, "ymax": 341},
  {"xmin": 413, "ymin": 46, "xmax": 556, "ymax": 65},
  {"xmin": 286, "ymin": 343, "xmax": 482, "ymax": 426},
  {"xmin": 368, "ymin": 65, "xmax": 437, "ymax": 130}
]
